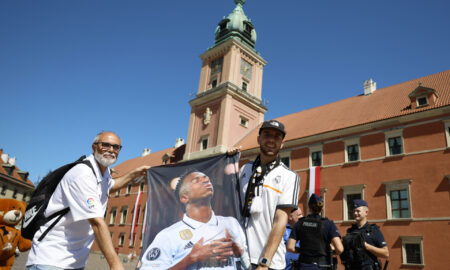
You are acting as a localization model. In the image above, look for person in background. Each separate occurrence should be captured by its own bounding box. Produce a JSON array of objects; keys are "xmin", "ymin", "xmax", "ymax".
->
[{"xmin": 284, "ymin": 208, "xmax": 303, "ymax": 270}]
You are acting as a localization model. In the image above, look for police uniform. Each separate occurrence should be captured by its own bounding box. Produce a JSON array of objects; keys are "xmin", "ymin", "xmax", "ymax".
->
[
  {"xmin": 284, "ymin": 223, "xmax": 300, "ymax": 270},
  {"xmin": 139, "ymin": 212, "xmax": 247, "ymax": 270},
  {"xmin": 289, "ymin": 214, "xmax": 340, "ymax": 270},
  {"xmin": 345, "ymin": 223, "xmax": 386, "ymax": 270}
]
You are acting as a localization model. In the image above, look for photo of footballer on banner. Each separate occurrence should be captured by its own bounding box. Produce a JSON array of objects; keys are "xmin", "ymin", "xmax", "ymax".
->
[{"xmin": 137, "ymin": 153, "xmax": 250, "ymax": 270}]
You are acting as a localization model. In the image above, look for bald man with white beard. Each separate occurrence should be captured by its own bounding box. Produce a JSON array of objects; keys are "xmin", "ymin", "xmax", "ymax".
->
[{"xmin": 26, "ymin": 132, "xmax": 150, "ymax": 270}]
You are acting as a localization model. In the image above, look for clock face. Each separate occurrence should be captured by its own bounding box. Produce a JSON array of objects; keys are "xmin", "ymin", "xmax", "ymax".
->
[{"xmin": 240, "ymin": 59, "xmax": 252, "ymax": 79}]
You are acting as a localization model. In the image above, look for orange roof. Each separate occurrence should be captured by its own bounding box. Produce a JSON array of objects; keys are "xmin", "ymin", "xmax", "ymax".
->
[
  {"xmin": 238, "ymin": 70, "xmax": 450, "ymax": 150},
  {"xmin": 0, "ymin": 149, "xmax": 34, "ymax": 187}
]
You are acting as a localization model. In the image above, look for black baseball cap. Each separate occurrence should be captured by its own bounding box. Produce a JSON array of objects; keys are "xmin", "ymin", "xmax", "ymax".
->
[{"xmin": 259, "ymin": 119, "xmax": 286, "ymax": 138}]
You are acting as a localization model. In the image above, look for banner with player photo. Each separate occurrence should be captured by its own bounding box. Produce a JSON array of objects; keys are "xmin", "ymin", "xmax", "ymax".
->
[{"xmin": 137, "ymin": 153, "xmax": 249, "ymax": 270}]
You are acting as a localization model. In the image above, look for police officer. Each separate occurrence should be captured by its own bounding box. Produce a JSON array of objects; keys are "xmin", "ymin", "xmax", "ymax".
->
[
  {"xmin": 287, "ymin": 194, "xmax": 343, "ymax": 269},
  {"xmin": 342, "ymin": 199, "xmax": 389, "ymax": 270},
  {"xmin": 284, "ymin": 208, "xmax": 303, "ymax": 270}
]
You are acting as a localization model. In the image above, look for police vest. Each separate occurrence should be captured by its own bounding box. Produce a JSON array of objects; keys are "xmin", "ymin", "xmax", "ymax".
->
[
  {"xmin": 341, "ymin": 224, "xmax": 378, "ymax": 266},
  {"xmin": 297, "ymin": 216, "xmax": 328, "ymax": 257}
]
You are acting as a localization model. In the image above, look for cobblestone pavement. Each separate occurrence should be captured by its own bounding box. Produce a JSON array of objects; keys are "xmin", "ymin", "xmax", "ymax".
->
[{"xmin": 12, "ymin": 251, "xmax": 139, "ymax": 270}]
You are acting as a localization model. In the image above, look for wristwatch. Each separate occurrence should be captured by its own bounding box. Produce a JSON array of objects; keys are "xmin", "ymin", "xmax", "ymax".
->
[{"xmin": 258, "ymin": 257, "xmax": 271, "ymax": 267}]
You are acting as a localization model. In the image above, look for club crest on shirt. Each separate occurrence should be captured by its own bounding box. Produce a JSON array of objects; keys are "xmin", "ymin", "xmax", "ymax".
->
[
  {"xmin": 179, "ymin": 229, "xmax": 193, "ymax": 240},
  {"xmin": 86, "ymin": 198, "xmax": 95, "ymax": 209},
  {"xmin": 275, "ymin": 175, "xmax": 281, "ymax": 184},
  {"xmin": 146, "ymin": 248, "xmax": 161, "ymax": 261}
]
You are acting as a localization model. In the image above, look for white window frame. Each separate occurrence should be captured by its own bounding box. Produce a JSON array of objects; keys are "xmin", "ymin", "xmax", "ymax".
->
[
  {"xmin": 139, "ymin": 182, "xmax": 145, "ymax": 192},
  {"xmin": 309, "ymin": 145, "xmax": 323, "ymax": 167},
  {"xmin": 385, "ymin": 129, "xmax": 404, "ymax": 157},
  {"xmin": 200, "ymin": 135, "xmax": 209, "ymax": 151},
  {"xmin": 120, "ymin": 206, "xmax": 128, "ymax": 225},
  {"xmin": 383, "ymin": 179, "xmax": 412, "ymax": 220},
  {"xmin": 119, "ymin": 233, "xmax": 125, "ymax": 247},
  {"xmin": 280, "ymin": 151, "xmax": 291, "ymax": 168},
  {"xmin": 344, "ymin": 137, "xmax": 360, "ymax": 163},
  {"xmin": 401, "ymin": 236, "xmax": 424, "ymax": 266},
  {"xmin": 240, "ymin": 116, "xmax": 249, "ymax": 128},
  {"xmin": 341, "ymin": 184, "xmax": 366, "ymax": 221},
  {"xmin": 444, "ymin": 120, "xmax": 450, "ymax": 148},
  {"xmin": 416, "ymin": 95, "xmax": 428, "ymax": 107},
  {"xmin": 109, "ymin": 207, "xmax": 117, "ymax": 225}
]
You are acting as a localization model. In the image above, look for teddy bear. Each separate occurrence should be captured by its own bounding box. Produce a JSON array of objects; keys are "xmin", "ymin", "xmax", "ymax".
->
[{"xmin": 0, "ymin": 198, "xmax": 32, "ymax": 270}]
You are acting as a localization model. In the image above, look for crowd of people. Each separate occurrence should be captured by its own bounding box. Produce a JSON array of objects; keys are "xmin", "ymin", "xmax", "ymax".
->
[{"xmin": 23, "ymin": 120, "xmax": 389, "ymax": 270}]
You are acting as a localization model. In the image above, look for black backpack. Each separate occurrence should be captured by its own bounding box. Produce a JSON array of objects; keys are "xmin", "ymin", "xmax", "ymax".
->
[{"xmin": 22, "ymin": 156, "xmax": 96, "ymax": 241}]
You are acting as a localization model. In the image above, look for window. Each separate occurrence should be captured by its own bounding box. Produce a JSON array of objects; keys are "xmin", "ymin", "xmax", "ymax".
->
[
  {"xmin": 390, "ymin": 190, "xmax": 410, "ymax": 218},
  {"xmin": 115, "ymin": 189, "xmax": 120, "ymax": 197},
  {"xmin": 211, "ymin": 79, "xmax": 217, "ymax": 88},
  {"xmin": 341, "ymin": 184, "xmax": 365, "ymax": 221},
  {"xmin": 109, "ymin": 208, "xmax": 117, "ymax": 225},
  {"xmin": 139, "ymin": 182, "xmax": 145, "ymax": 192},
  {"xmin": 401, "ymin": 236, "xmax": 424, "ymax": 266},
  {"xmin": 12, "ymin": 190, "xmax": 18, "ymax": 199},
  {"xmin": 280, "ymin": 152, "xmax": 291, "ymax": 168},
  {"xmin": 347, "ymin": 145, "xmax": 359, "ymax": 161},
  {"xmin": 1, "ymin": 185, "xmax": 6, "ymax": 195},
  {"xmin": 242, "ymin": 82, "xmax": 247, "ymax": 91},
  {"xmin": 309, "ymin": 145, "xmax": 323, "ymax": 167},
  {"xmin": 240, "ymin": 117, "xmax": 248, "ymax": 127},
  {"xmin": 120, "ymin": 207, "xmax": 128, "ymax": 225},
  {"xmin": 444, "ymin": 120, "xmax": 450, "ymax": 148},
  {"xmin": 127, "ymin": 184, "xmax": 132, "ymax": 195},
  {"xmin": 416, "ymin": 96, "xmax": 428, "ymax": 107},
  {"xmin": 385, "ymin": 129, "xmax": 404, "ymax": 156},
  {"xmin": 388, "ymin": 137, "xmax": 403, "ymax": 155},
  {"xmin": 311, "ymin": 151, "xmax": 322, "ymax": 166},
  {"xmin": 200, "ymin": 135, "xmax": 209, "ymax": 151},
  {"xmin": 383, "ymin": 179, "xmax": 412, "ymax": 220},
  {"xmin": 119, "ymin": 233, "xmax": 125, "ymax": 247}
]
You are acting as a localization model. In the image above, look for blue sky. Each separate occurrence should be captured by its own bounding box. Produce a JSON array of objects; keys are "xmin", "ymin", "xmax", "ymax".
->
[{"xmin": 1, "ymin": 0, "xmax": 449, "ymax": 183}]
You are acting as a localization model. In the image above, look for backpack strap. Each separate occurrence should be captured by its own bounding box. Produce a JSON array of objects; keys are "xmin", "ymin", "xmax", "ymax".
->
[{"xmin": 37, "ymin": 160, "xmax": 96, "ymax": 242}]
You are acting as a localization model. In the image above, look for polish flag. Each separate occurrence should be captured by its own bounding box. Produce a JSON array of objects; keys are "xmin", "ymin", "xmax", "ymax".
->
[
  {"xmin": 309, "ymin": 166, "xmax": 321, "ymax": 199},
  {"xmin": 130, "ymin": 191, "xmax": 143, "ymax": 246}
]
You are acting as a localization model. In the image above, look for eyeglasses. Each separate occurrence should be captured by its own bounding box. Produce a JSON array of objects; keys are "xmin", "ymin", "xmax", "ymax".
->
[{"xmin": 94, "ymin": 142, "xmax": 122, "ymax": 151}]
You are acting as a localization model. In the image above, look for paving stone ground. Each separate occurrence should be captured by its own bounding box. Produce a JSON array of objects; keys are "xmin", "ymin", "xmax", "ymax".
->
[{"xmin": 12, "ymin": 251, "xmax": 139, "ymax": 270}]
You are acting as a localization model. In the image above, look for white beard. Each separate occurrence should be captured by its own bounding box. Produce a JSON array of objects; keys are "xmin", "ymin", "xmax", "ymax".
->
[{"xmin": 94, "ymin": 150, "xmax": 117, "ymax": 167}]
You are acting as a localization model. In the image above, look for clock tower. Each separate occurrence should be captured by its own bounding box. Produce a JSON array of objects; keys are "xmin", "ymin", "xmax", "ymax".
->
[{"xmin": 184, "ymin": 0, "xmax": 267, "ymax": 161}]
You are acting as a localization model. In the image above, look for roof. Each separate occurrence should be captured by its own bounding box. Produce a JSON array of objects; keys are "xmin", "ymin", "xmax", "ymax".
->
[
  {"xmin": 113, "ymin": 145, "xmax": 185, "ymax": 178},
  {"xmin": 0, "ymin": 149, "xmax": 34, "ymax": 187},
  {"xmin": 237, "ymin": 70, "xmax": 450, "ymax": 150}
]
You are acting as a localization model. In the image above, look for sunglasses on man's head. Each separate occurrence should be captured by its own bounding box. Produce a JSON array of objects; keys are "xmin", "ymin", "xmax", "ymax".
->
[{"xmin": 94, "ymin": 142, "xmax": 122, "ymax": 151}]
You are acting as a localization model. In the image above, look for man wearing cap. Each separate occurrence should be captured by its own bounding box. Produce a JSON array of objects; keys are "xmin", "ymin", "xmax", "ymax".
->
[
  {"xmin": 287, "ymin": 194, "xmax": 343, "ymax": 269},
  {"xmin": 341, "ymin": 199, "xmax": 389, "ymax": 270},
  {"xmin": 239, "ymin": 119, "xmax": 300, "ymax": 269}
]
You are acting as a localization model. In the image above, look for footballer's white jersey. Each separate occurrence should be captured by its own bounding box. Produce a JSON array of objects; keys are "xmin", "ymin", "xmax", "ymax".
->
[
  {"xmin": 139, "ymin": 212, "xmax": 248, "ymax": 270},
  {"xmin": 239, "ymin": 162, "xmax": 300, "ymax": 270}
]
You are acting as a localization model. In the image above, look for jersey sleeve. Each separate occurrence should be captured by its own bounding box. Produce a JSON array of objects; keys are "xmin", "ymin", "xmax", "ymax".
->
[
  {"xmin": 277, "ymin": 171, "xmax": 300, "ymax": 209},
  {"xmin": 140, "ymin": 231, "xmax": 175, "ymax": 269},
  {"xmin": 63, "ymin": 167, "xmax": 105, "ymax": 222}
]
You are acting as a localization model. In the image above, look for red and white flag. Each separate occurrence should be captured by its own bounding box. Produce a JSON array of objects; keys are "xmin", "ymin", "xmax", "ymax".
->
[
  {"xmin": 308, "ymin": 166, "xmax": 321, "ymax": 199},
  {"xmin": 130, "ymin": 191, "xmax": 143, "ymax": 246}
]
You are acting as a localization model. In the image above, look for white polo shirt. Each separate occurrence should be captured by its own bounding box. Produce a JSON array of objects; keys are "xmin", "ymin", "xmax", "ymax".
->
[
  {"xmin": 239, "ymin": 162, "xmax": 300, "ymax": 270},
  {"xmin": 140, "ymin": 212, "xmax": 248, "ymax": 270},
  {"xmin": 26, "ymin": 155, "xmax": 114, "ymax": 269}
]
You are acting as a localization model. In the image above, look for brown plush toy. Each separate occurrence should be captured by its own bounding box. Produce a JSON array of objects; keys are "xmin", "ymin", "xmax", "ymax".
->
[{"xmin": 0, "ymin": 198, "xmax": 32, "ymax": 270}]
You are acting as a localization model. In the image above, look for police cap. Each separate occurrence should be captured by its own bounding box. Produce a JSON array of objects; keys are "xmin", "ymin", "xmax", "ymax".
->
[
  {"xmin": 308, "ymin": 193, "xmax": 323, "ymax": 206},
  {"xmin": 353, "ymin": 199, "xmax": 368, "ymax": 208}
]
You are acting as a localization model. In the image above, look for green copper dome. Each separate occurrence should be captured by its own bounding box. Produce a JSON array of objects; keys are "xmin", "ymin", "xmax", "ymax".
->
[{"xmin": 214, "ymin": 0, "xmax": 257, "ymax": 48}]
